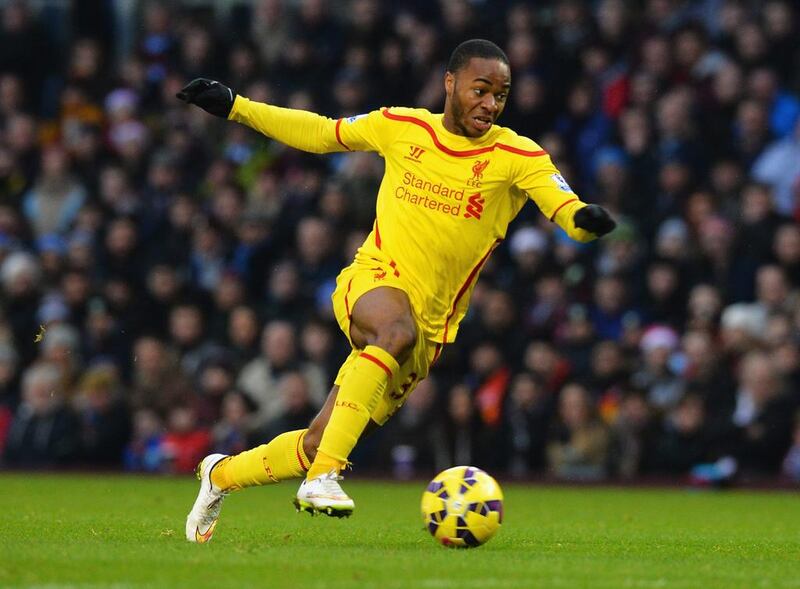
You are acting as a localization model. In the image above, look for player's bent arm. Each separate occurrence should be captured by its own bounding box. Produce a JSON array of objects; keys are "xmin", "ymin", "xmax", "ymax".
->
[
  {"xmin": 507, "ymin": 138, "xmax": 612, "ymax": 241},
  {"xmin": 512, "ymin": 164, "xmax": 595, "ymax": 242},
  {"xmin": 228, "ymin": 96, "xmax": 345, "ymax": 154}
]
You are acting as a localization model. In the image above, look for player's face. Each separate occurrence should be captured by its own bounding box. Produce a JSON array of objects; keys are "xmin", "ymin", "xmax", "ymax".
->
[{"xmin": 444, "ymin": 58, "xmax": 511, "ymax": 138}]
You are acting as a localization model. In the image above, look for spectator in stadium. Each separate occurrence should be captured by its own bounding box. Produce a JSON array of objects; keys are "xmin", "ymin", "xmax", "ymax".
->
[
  {"xmin": 259, "ymin": 371, "xmax": 322, "ymax": 442},
  {"xmin": 651, "ymin": 392, "xmax": 710, "ymax": 475},
  {"xmin": 212, "ymin": 390, "xmax": 254, "ymax": 457},
  {"xmin": 160, "ymin": 405, "xmax": 211, "ymax": 474},
  {"xmin": 589, "ymin": 274, "xmax": 641, "ymax": 342},
  {"xmin": 751, "ymin": 120, "xmax": 800, "ymax": 217},
  {"xmin": 610, "ymin": 387, "xmax": 659, "ymax": 479},
  {"xmin": 237, "ymin": 320, "xmax": 326, "ymax": 429},
  {"xmin": 772, "ymin": 224, "xmax": 800, "ymax": 288},
  {"xmin": 4, "ymin": 363, "xmax": 80, "ymax": 467},
  {"xmin": 123, "ymin": 408, "xmax": 164, "ymax": 472},
  {"xmin": 729, "ymin": 351, "xmax": 795, "ymax": 475},
  {"xmin": 1, "ymin": 252, "xmax": 43, "ymax": 364},
  {"xmin": 128, "ymin": 336, "xmax": 192, "ymax": 417},
  {"xmin": 523, "ymin": 340, "xmax": 572, "ymax": 399},
  {"xmin": 442, "ymin": 383, "xmax": 481, "ymax": 469},
  {"xmin": 587, "ymin": 339, "xmax": 629, "ymax": 404},
  {"xmin": 547, "ymin": 382, "xmax": 610, "ymax": 481},
  {"xmin": 225, "ymin": 305, "xmax": 261, "ymax": 369},
  {"xmin": 193, "ymin": 355, "xmax": 237, "ymax": 427},
  {"xmin": 505, "ymin": 372, "xmax": 553, "ymax": 477},
  {"xmin": 168, "ymin": 302, "xmax": 219, "ymax": 377},
  {"xmin": 74, "ymin": 363, "xmax": 131, "ymax": 466},
  {"xmin": 631, "ymin": 325, "xmax": 683, "ymax": 412}
]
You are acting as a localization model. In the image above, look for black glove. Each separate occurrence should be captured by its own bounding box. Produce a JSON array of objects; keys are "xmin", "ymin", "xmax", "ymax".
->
[
  {"xmin": 176, "ymin": 78, "xmax": 235, "ymax": 118},
  {"xmin": 573, "ymin": 204, "xmax": 616, "ymax": 236}
]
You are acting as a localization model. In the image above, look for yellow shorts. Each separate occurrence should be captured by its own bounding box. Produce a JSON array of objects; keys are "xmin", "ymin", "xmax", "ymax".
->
[{"xmin": 331, "ymin": 257, "xmax": 443, "ymax": 425}]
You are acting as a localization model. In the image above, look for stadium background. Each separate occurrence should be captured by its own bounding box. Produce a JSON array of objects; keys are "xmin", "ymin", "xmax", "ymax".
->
[{"xmin": 0, "ymin": 0, "xmax": 799, "ymax": 485}]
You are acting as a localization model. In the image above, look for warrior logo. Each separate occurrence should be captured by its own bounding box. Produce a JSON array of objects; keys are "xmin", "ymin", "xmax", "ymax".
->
[{"xmin": 405, "ymin": 145, "xmax": 426, "ymax": 162}]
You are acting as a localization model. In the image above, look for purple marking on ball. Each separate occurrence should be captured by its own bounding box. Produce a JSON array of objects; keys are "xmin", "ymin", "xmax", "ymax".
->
[
  {"xmin": 463, "ymin": 467, "xmax": 474, "ymax": 478},
  {"xmin": 428, "ymin": 521, "xmax": 439, "ymax": 535},
  {"xmin": 462, "ymin": 531, "xmax": 481, "ymax": 547},
  {"xmin": 439, "ymin": 490, "xmax": 449, "ymax": 500},
  {"xmin": 427, "ymin": 481, "xmax": 444, "ymax": 493},
  {"xmin": 485, "ymin": 500, "xmax": 503, "ymax": 523}
]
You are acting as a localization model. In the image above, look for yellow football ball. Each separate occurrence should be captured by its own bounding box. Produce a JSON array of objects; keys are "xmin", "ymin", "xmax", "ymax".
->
[{"xmin": 421, "ymin": 466, "xmax": 503, "ymax": 548}]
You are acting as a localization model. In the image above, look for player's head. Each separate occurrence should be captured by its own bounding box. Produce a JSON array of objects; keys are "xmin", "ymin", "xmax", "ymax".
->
[{"xmin": 443, "ymin": 39, "xmax": 510, "ymax": 138}]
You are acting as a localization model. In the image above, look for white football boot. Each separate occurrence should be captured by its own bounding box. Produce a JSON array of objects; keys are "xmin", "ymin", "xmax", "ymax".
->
[
  {"xmin": 294, "ymin": 470, "xmax": 355, "ymax": 517},
  {"xmin": 185, "ymin": 453, "xmax": 229, "ymax": 543}
]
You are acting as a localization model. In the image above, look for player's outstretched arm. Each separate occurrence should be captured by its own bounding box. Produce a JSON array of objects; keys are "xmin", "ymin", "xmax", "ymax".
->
[{"xmin": 177, "ymin": 78, "xmax": 370, "ymax": 155}]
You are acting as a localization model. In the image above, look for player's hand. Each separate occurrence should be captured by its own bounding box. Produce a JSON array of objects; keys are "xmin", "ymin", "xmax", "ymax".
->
[
  {"xmin": 176, "ymin": 78, "xmax": 235, "ymax": 118},
  {"xmin": 573, "ymin": 204, "xmax": 616, "ymax": 237}
]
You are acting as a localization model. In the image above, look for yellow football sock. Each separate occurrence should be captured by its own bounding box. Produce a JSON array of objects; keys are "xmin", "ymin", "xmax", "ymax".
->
[
  {"xmin": 211, "ymin": 429, "xmax": 310, "ymax": 491},
  {"xmin": 307, "ymin": 345, "xmax": 399, "ymax": 479}
]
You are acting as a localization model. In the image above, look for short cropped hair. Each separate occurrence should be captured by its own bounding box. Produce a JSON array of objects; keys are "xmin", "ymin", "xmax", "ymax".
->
[{"xmin": 446, "ymin": 39, "xmax": 509, "ymax": 74}]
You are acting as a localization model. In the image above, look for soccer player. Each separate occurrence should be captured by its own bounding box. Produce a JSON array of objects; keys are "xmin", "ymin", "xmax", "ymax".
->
[{"xmin": 179, "ymin": 39, "xmax": 615, "ymax": 543}]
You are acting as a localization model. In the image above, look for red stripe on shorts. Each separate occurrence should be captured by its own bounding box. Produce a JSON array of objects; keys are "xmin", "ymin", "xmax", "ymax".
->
[{"xmin": 374, "ymin": 219, "xmax": 382, "ymax": 249}]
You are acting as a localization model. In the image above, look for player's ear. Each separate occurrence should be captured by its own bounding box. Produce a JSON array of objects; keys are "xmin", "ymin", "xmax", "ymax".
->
[{"xmin": 444, "ymin": 71, "xmax": 454, "ymax": 97}]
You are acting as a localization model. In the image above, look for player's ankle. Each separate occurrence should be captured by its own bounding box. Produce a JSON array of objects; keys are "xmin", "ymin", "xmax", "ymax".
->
[
  {"xmin": 306, "ymin": 451, "xmax": 344, "ymax": 480},
  {"xmin": 210, "ymin": 457, "xmax": 231, "ymax": 490}
]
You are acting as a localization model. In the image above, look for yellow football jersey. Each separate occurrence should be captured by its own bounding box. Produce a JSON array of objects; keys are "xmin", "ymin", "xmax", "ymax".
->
[{"xmin": 229, "ymin": 98, "xmax": 595, "ymax": 344}]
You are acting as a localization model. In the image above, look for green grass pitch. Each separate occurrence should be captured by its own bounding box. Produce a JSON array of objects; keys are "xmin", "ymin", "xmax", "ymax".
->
[{"xmin": 1, "ymin": 474, "xmax": 798, "ymax": 588}]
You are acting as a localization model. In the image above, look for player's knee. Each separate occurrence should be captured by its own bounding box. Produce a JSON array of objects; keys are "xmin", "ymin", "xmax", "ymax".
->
[{"xmin": 375, "ymin": 319, "xmax": 416, "ymax": 363}]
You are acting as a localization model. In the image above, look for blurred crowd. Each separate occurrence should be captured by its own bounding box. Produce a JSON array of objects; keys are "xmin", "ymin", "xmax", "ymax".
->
[{"xmin": 0, "ymin": 0, "xmax": 799, "ymax": 485}]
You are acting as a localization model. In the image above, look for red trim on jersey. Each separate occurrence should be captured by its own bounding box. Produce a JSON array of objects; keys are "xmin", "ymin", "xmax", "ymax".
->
[
  {"xmin": 441, "ymin": 239, "xmax": 502, "ymax": 344},
  {"xmin": 549, "ymin": 198, "xmax": 579, "ymax": 221},
  {"xmin": 296, "ymin": 434, "xmax": 309, "ymax": 471},
  {"xmin": 344, "ymin": 277, "xmax": 354, "ymax": 319},
  {"xmin": 432, "ymin": 343, "xmax": 443, "ymax": 365},
  {"xmin": 497, "ymin": 143, "xmax": 547, "ymax": 157},
  {"xmin": 361, "ymin": 352, "xmax": 394, "ymax": 378},
  {"xmin": 335, "ymin": 118, "xmax": 350, "ymax": 151},
  {"xmin": 389, "ymin": 260, "xmax": 400, "ymax": 277},
  {"xmin": 381, "ymin": 109, "xmax": 547, "ymax": 158},
  {"xmin": 374, "ymin": 219, "xmax": 382, "ymax": 249}
]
